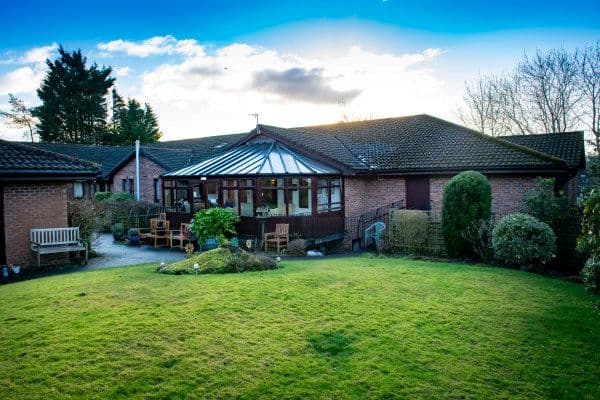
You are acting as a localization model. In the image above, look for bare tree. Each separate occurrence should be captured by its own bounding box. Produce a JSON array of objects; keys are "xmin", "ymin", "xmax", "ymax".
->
[
  {"xmin": 518, "ymin": 48, "xmax": 581, "ymax": 133},
  {"xmin": 579, "ymin": 42, "xmax": 600, "ymax": 153},
  {"xmin": 460, "ymin": 47, "xmax": 584, "ymax": 137},
  {"xmin": 0, "ymin": 94, "xmax": 37, "ymax": 142}
]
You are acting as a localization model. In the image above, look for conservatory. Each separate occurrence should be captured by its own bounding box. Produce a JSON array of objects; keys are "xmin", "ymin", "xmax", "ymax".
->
[{"xmin": 161, "ymin": 139, "xmax": 346, "ymax": 243}]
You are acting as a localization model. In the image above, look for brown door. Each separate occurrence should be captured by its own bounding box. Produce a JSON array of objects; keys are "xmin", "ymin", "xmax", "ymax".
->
[{"xmin": 406, "ymin": 176, "xmax": 430, "ymax": 210}]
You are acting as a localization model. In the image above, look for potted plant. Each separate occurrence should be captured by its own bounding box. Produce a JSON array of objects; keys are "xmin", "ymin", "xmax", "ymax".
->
[
  {"xmin": 111, "ymin": 222, "xmax": 125, "ymax": 241},
  {"xmin": 128, "ymin": 227, "xmax": 140, "ymax": 246}
]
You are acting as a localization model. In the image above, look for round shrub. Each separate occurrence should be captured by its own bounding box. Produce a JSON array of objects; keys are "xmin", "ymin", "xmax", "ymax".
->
[
  {"xmin": 442, "ymin": 171, "xmax": 492, "ymax": 258},
  {"xmin": 492, "ymin": 213, "xmax": 556, "ymax": 272},
  {"xmin": 581, "ymin": 254, "xmax": 600, "ymax": 294},
  {"xmin": 287, "ymin": 239, "xmax": 307, "ymax": 256},
  {"xmin": 189, "ymin": 207, "xmax": 240, "ymax": 243}
]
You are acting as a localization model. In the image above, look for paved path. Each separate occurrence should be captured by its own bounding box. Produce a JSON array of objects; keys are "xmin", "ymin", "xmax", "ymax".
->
[{"xmin": 85, "ymin": 233, "xmax": 185, "ymax": 269}]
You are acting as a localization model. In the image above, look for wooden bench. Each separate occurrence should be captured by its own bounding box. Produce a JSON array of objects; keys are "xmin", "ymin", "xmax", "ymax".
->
[{"xmin": 30, "ymin": 227, "xmax": 88, "ymax": 267}]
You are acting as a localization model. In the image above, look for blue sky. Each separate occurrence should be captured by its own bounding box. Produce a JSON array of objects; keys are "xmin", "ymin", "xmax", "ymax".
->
[{"xmin": 1, "ymin": 0, "xmax": 599, "ymax": 140}]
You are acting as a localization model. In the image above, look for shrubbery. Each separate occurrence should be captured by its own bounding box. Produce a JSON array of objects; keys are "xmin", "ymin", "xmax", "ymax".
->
[
  {"xmin": 442, "ymin": 171, "xmax": 492, "ymax": 258},
  {"xmin": 577, "ymin": 187, "xmax": 600, "ymax": 293},
  {"xmin": 287, "ymin": 239, "xmax": 307, "ymax": 256},
  {"xmin": 157, "ymin": 247, "xmax": 278, "ymax": 274},
  {"xmin": 521, "ymin": 177, "xmax": 566, "ymax": 226},
  {"xmin": 189, "ymin": 207, "xmax": 240, "ymax": 243},
  {"xmin": 581, "ymin": 254, "xmax": 600, "ymax": 294},
  {"xmin": 68, "ymin": 199, "xmax": 100, "ymax": 249},
  {"xmin": 387, "ymin": 209, "xmax": 429, "ymax": 254},
  {"xmin": 461, "ymin": 219, "xmax": 494, "ymax": 263},
  {"xmin": 492, "ymin": 213, "xmax": 556, "ymax": 272}
]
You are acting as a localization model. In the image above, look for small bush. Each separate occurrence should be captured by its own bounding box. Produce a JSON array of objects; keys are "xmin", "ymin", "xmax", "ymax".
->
[
  {"xmin": 581, "ymin": 254, "xmax": 600, "ymax": 294},
  {"xmin": 158, "ymin": 247, "xmax": 278, "ymax": 275},
  {"xmin": 442, "ymin": 171, "xmax": 492, "ymax": 258},
  {"xmin": 111, "ymin": 192, "xmax": 135, "ymax": 202},
  {"xmin": 68, "ymin": 199, "xmax": 100, "ymax": 250},
  {"xmin": 492, "ymin": 213, "xmax": 556, "ymax": 272},
  {"xmin": 522, "ymin": 177, "xmax": 566, "ymax": 227},
  {"xmin": 461, "ymin": 219, "xmax": 494, "ymax": 263},
  {"xmin": 189, "ymin": 207, "xmax": 240, "ymax": 243},
  {"xmin": 111, "ymin": 222, "xmax": 125, "ymax": 234},
  {"xmin": 287, "ymin": 239, "xmax": 307, "ymax": 256},
  {"xmin": 577, "ymin": 187, "xmax": 600, "ymax": 256},
  {"xmin": 388, "ymin": 210, "xmax": 429, "ymax": 254},
  {"xmin": 93, "ymin": 191, "xmax": 112, "ymax": 201}
]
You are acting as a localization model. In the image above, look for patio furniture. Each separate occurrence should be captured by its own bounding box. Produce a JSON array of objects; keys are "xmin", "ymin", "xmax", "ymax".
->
[
  {"xmin": 140, "ymin": 218, "xmax": 171, "ymax": 248},
  {"xmin": 365, "ymin": 222, "xmax": 386, "ymax": 251},
  {"xmin": 169, "ymin": 223, "xmax": 191, "ymax": 250},
  {"xmin": 30, "ymin": 227, "xmax": 88, "ymax": 267},
  {"xmin": 264, "ymin": 223, "xmax": 289, "ymax": 254}
]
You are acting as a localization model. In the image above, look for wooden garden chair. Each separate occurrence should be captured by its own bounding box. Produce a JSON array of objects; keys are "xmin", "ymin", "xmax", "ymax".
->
[
  {"xmin": 140, "ymin": 218, "xmax": 171, "ymax": 248},
  {"xmin": 264, "ymin": 223, "xmax": 289, "ymax": 254},
  {"xmin": 169, "ymin": 223, "xmax": 191, "ymax": 250}
]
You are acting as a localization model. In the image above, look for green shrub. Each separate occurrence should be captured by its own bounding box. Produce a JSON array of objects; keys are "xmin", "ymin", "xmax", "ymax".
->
[
  {"xmin": 158, "ymin": 247, "xmax": 278, "ymax": 274},
  {"xmin": 581, "ymin": 254, "xmax": 600, "ymax": 294},
  {"xmin": 442, "ymin": 171, "xmax": 492, "ymax": 258},
  {"xmin": 287, "ymin": 239, "xmax": 307, "ymax": 256},
  {"xmin": 68, "ymin": 199, "xmax": 100, "ymax": 250},
  {"xmin": 461, "ymin": 219, "xmax": 494, "ymax": 263},
  {"xmin": 521, "ymin": 177, "xmax": 566, "ymax": 227},
  {"xmin": 189, "ymin": 207, "xmax": 240, "ymax": 243},
  {"xmin": 492, "ymin": 213, "xmax": 556, "ymax": 272},
  {"xmin": 93, "ymin": 191, "xmax": 112, "ymax": 201},
  {"xmin": 111, "ymin": 192, "xmax": 135, "ymax": 202},
  {"xmin": 577, "ymin": 187, "xmax": 600, "ymax": 256},
  {"xmin": 388, "ymin": 210, "xmax": 429, "ymax": 254}
]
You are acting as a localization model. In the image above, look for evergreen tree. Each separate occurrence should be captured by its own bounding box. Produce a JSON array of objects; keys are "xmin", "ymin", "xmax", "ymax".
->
[
  {"xmin": 101, "ymin": 96, "xmax": 162, "ymax": 145},
  {"xmin": 35, "ymin": 46, "xmax": 114, "ymax": 144}
]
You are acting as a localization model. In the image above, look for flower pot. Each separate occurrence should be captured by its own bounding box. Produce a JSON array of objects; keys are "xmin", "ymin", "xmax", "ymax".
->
[{"xmin": 11, "ymin": 265, "xmax": 20, "ymax": 274}]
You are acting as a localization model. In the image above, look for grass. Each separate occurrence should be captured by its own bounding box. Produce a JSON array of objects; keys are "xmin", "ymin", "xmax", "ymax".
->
[{"xmin": 0, "ymin": 256, "xmax": 599, "ymax": 399}]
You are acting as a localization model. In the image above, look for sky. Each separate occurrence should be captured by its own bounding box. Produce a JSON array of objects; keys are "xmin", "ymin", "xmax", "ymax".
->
[{"xmin": 1, "ymin": 0, "xmax": 599, "ymax": 141}]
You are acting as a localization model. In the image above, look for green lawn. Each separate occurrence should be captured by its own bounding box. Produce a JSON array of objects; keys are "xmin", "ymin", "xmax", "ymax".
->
[{"xmin": 1, "ymin": 257, "xmax": 599, "ymax": 399}]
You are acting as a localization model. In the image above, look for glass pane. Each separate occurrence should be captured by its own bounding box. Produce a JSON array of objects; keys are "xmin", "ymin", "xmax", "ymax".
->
[
  {"xmin": 289, "ymin": 187, "xmax": 312, "ymax": 215},
  {"xmin": 331, "ymin": 178, "xmax": 341, "ymax": 187},
  {"xmin": 223, "ymin": 179, "xmax": 237, "ymax": 188},
  {"xmin": 261, "ymin": 188, "xmax": 285, "ymax": 215},
  {"xmin": 177, "ymin": 180, "xmax": 188, "ymax": 187},
  {"xmin": 174, "ymin": 188, "xmax": 190, "ymax": 212},
  {"xmin": 222, "ymin": 188, "xmax": 239, "ymax": 214},
  {"xmin": 318, "ymin": 178, "xmax": 328, "ymax": 187},
  {"xmin": 163, "ymin": 180, "xmax": 175, "ymax": 188},
  {"xmin": 240, "ymin": 179, "xmax": 254, "ymax": 187},
  {"xmin": 240, "ymin": 189, "xmax": 254, "ymax": 217},
  {"xmin": 163, "ymin": 189, "xmax": 173, "ymax": 207},
  {"xmin": 206, "ymin": 182, "xmax": 218, "ymax": 207},
  {"xmin": 192, "ymin": 185, "xmax": 203, "ymax": 211}
]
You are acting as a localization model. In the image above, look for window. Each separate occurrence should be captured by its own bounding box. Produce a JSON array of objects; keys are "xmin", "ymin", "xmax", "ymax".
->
[
  {"xmin": 222, "ymin": 179, "xmax": 239, "ymax": 214},
  {"xmin": 162, "ymin": 179, "xmax": 190, "ymax": 212},
  {"xmin": 153, "ymin": 179, "xmax": 160, "ymax": 203},
  {"xmin": 239, "ymin": 179, "xmax": 255, "ymax": 217},
  {"xmin": 73, "ymin": 182, "xmax": 84, "ymax": 198},
  {"xmin": 317, "ymin": 177, "xmax": 342, "ymax": 213},
  {"xmin": 260, "ymin": 178, "xmax": 285, "ymax": 216},
  {"xmin": 121, "ymin": 178, "xmax": 134, "ymax": 194},
  {"xmin": 287, "ymin": 177, "xmax": 311, "ymax": 215}
]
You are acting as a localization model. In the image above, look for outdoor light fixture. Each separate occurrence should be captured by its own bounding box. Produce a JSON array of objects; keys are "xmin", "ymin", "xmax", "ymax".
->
[
  {"xmin": 193, "ymin": 263, "xmax": 200, "ymax": 274},
  {"xmin": 276, "ymin": 256, "xmax": 281, "ymax": 263}
]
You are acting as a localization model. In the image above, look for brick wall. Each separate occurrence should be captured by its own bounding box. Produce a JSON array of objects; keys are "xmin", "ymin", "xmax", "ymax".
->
[
  {"xmin": 112, "ymin": 156, "xmax": 165, "ymax": 203},
  {"xmin": 429, "ymin": 175, "xmax": 539, "ymax": 221},
  {"xmin": 3, "ymin": 182, "xmax": 69, "ymax": 267},
  {"xmin": 344, "ymin": 176, "xmax": 406, "ymax": 217}
]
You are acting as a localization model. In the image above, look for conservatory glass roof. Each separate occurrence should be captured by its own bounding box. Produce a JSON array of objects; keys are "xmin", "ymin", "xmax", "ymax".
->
[{"xmin": 163, "ymin": 141, "xmax": 339, "ymax": 177}]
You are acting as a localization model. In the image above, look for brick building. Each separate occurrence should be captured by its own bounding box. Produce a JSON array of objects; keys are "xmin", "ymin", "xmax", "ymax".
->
[
  {"xmin": 162, "ymin": 115, "xmax": 585, "ymax": 249},
  {"xmin": 0, "ymin": 140, "xmax": 98, "ymax": 266}
]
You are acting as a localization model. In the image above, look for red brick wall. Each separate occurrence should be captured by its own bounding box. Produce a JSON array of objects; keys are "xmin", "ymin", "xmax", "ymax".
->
[
  {"xmin": 429, "ymin": 175, "xmax": 539, "ymax": 221},
  {"xmin": 3, "ymin": 182, "xmax": 69, "ymax": 267},
  {"xmin": 112, "ymin": 156, "xmax": 165, "ymax": 203},
  {"xmin": 344, "ymin": 176, "xmax": 406, "ymax": 217}
]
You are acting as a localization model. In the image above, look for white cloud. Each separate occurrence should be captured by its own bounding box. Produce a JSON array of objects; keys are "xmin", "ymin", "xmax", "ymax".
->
[
  {"xmin": 114, "ymin": 66, "xmax": 131, "ymax": 77},
  {"xmin": 97, "ymin": 35, "xmax": 205, "ymax": 57},
  {"xmin": 19, "ymin": 43, "xmax": 58, "ymax": 64},
  {"xmin": 0, "ymin": 65, "xmax": 46, "ymax": 94},
  {"xmin": 132, "ymin": 40, "xmax": 450, "ymax": 140}
]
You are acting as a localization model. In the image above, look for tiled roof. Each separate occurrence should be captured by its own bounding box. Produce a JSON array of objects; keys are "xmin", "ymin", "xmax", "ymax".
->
[
  {"xmin": 258, "ymin": 114, "xmax": 569, "ymax": 173},
  {"xmin": 155, "ymin": 133, "xmax": 249, "ymax": 165},
  {"xmin": 500, "ymin": 131, "xmax": 585, "ymax": 170},
  {"xmin": 25, "ymin": 143, "xmax": 133, "ymax": 179},
  {"xmin": 0, "ymin": 140, "xmax": 99, "ymax": 178}
]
